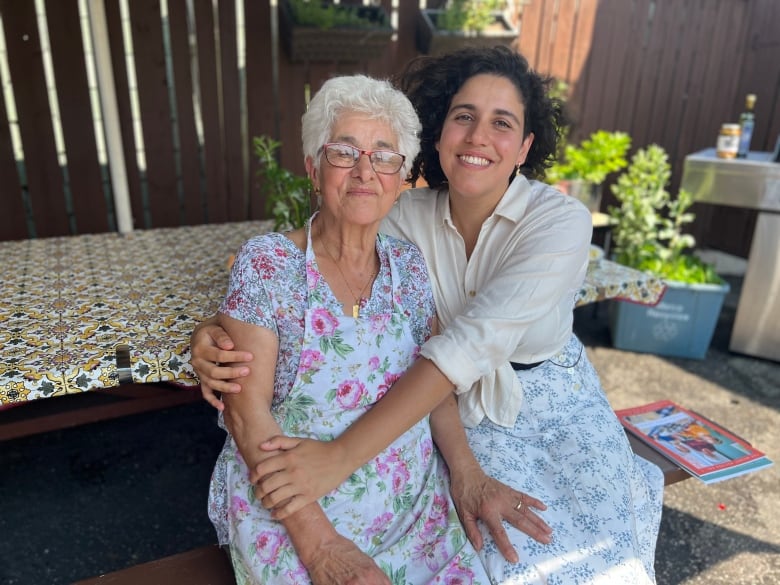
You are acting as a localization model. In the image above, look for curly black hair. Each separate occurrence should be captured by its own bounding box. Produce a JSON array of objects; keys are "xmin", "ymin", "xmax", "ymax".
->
[{"xmin": 394, "ymin": 45, "xmax": 568, "ymax": 189}]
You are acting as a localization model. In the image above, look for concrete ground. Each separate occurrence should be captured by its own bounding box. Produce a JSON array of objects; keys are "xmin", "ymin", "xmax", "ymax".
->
[{"xmin": 1, "ymin": 255, "xmax": 778, "ymax": 585}]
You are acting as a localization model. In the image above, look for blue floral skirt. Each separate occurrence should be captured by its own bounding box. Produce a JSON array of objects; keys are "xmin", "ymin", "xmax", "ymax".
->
[{"xmin": 466, "ymin": 334, "xmax": 664, "ymax": 584}]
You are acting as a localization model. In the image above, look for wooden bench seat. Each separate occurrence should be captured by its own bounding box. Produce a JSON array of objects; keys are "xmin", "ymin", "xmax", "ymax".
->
[
  {"xmin": 626, "ymin": 432, "xmax": 691, "ymax": 486},
  {"xmin": 74, "ymin": 544, "xmax": 235, "ymax": 585}
]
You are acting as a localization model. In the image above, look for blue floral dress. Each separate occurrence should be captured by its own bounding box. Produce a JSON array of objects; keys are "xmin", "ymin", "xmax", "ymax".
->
[{"xmin": 208, "ymin": 218, "xmax": 489, "ymax": 585}]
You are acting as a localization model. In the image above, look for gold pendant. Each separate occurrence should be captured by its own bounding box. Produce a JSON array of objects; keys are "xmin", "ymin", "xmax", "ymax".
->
[{"xmin": 352, "ymin": 304, "xmax": 359, "ymax": 319}]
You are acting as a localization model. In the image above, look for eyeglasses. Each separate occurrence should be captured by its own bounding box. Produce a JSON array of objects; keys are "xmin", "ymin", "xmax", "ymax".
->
[{"xmin": 322, "ymin": 142, "xmax": 405, "ymax": 175}]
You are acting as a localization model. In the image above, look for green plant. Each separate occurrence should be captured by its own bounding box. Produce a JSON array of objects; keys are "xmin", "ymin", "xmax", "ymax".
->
[
  {"xmin": 437, "ymin": 0, "xmax": 504, "ymax": 32},
  {"xmin": 253, "ymin": 135, "xmax": 312, "ymax": 231},
  {"xmin": 608, "ymin": 144, "xmax": 722, "ymax": 285},
  {"xmin": 546, "ymin": 130, "xmax": 631, "ymax": 186},
  {"xmin": 288, "ymin": 0, "xmax": 388, "ymax": 29}
]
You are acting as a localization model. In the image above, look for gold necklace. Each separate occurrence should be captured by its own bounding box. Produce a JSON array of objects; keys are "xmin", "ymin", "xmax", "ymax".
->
[{"xmin": 321, "ymin": 241, "xmax": 376, "ymax": 318}]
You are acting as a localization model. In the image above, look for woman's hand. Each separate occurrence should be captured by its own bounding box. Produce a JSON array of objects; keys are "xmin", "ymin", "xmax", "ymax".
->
[
  {"xmin": 250, "ymin": 436, "xmax": 353, "ymax": 519},
  {"xmin": 305, "ymin": 533, "xmax": 391, "ymax": 585},
  {"xmin": 449, "ymin": 469, "xmax": 552, "ymax": 563},
  {"xmin": 190, "ymin": 319, "xmax": 252, "ymax": 410}
]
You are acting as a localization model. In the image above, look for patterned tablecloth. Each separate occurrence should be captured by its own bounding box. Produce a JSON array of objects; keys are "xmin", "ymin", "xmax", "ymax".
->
[{"xmin": 0, "ymin": 222, "xmax": 665, "ymax": 405}]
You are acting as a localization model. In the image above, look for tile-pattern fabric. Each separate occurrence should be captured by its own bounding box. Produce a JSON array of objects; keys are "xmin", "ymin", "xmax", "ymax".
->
[{"xmin": 0, "ymin": 221, "xmax": 272, "ymax": 404}]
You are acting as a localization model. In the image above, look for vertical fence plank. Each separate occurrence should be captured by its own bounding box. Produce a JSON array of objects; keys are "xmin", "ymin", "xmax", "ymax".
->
[
  {"xmin": 691, "ymin": 0, "xmax": 750, "ymax": 157},
  {"xmin": 192, "ymin": 0, "xmax": 227, "ymax": 223},
  {"xmin": 531, "ymin": 0, "xmax": 554, "ymax": 74},
  {"xmin": 571, "ymin": 0, "xmax": 614, "ymax": 134},
  {"xmin": 128, "ymin": 0, "xmax": 179, "ymax": 227},
  {"xmin": 391, "ymin": 0, "xmax": 418, "ymax": 78},
  {"xmin": 45, "ymin": 0, "xmax": 109, "ymax": 235},
  {"xmin": 217, "ymin": 0, "xmax": 245, "ymax": 222},
  {"xmin": 737, "ymin": 0, "xmax": 780, "ymax": 151},
  {"xmin": 105, "ymin": 0, "xmax": 143, "ymax": 230},
  {"xmin": 627, "ymin": 0, "xmax": 674, "ymax": 146},
  {"xmin": 1, "ymin": 0, "xmax": 68, "ymax": 237},
  {"xmin": 663, "ymin": 0, "xmax": 714, "ymax": 167},
  {"xmin": 547, "ymin": 0, "xmax": 577, "ymax": 84},
  {"xmin": 244, "ymin": 0, "xmax": 274, "ymax": 220},
  {"xmin": 612, "ymin": 0, "xmax": 653, "ymax": 136},
  {"xmin": 516, "ymin": 0, "xmax": 544, "ymax": 67},
  {"xmin": 0, "ymin": 57, "xmax": 27, "ymax": 240},
  {"xmin": 644, "ymin": 0, "xmax": 687, "ymax": 149},
  {"xmin": 584, "ymin": 0, "xmax": 635, "ymax": 133},
  {"xmin": 167, "ymin": 0, "xmax": 205, "ymax": 225},
  {"xmin": 567, "ymin": 0, "xmax": 597, "ymax": 83}
]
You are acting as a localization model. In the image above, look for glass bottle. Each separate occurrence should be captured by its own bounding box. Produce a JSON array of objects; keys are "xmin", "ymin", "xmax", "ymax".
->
[{"xmin": 737, "ymin": 94, "xmax": 756, "ymax": 158}]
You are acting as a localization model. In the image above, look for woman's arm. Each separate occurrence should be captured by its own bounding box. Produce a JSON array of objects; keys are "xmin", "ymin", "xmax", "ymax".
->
[
  {"xmin": 253, "ymin": 356, "xmax": 455, "ymax": 514},
  {"xmin": 219, "ymin": 313, "xmax": 388, "ymax": 584}
]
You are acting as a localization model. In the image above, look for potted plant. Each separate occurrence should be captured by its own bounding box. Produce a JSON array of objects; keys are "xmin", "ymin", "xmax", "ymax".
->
[
  {"xmin": 253, "ymin": 135, "xmax": 312, "ymax": 231},
  {"xmin": 546, "ymin": 130, "xmax": 631, "ymax": 213},
  {"xmin": 416, "ymin": 0, "xmax": 517, "ymax": 55},
  {"xmin": 279, "ymin": 0, "xmax": 394, "ymax": 63},
  {"xmin": 606, "ymin": 144, "xmax": 729, "ymax": 359}
]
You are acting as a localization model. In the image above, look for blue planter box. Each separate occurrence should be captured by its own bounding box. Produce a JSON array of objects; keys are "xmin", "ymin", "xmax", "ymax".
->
[{"xmin": 608, "ymin": 279, "xmax": 730, "ymax": 359}]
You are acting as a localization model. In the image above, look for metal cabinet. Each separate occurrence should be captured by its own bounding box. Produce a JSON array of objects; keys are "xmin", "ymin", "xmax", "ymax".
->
[{"xmin": 681, "ymin": 149, "xmax": 780, "ymax": 361}]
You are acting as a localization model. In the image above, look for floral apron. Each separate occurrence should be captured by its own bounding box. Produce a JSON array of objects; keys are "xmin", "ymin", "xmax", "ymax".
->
[{"xmin": 224, "ymin": 226, "xmax": 488, "ymax": 585}]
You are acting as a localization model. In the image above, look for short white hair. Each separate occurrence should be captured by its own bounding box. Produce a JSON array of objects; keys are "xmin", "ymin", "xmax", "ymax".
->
[{"xmin": 301, "ymin": 75, "xmax": 421, "ymax": 178}]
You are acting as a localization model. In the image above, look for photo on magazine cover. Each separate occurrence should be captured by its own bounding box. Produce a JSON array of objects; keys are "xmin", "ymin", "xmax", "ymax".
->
[{"xmin": 616, "ymin": 400, "xmax": 772, "ymax": 482}]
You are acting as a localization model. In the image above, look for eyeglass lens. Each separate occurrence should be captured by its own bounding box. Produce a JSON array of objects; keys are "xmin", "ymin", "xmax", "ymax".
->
[{"xmin": 324, "ymin": 143, "xmax": 404, "ymax": 174}]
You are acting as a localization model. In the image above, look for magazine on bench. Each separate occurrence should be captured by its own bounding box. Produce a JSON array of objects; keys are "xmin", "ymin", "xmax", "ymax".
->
[{"xmin": 615, "ymin": 400, "xmax": 773, "ymax": 484}]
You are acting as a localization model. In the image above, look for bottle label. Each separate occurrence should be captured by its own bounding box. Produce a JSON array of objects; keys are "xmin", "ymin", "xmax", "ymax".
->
[
  {"xmin": 738, "ymin": 120, "xmax": 754, "ymax": 156},
  {"xmin": 717, "ymin": 133, "xmax": 739, "ymax": 158}
]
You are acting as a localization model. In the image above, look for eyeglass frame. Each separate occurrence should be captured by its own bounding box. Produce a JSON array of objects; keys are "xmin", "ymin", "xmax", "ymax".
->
[{"xmin": 321, "ymin": 142, "xmax": 406, "ymax": 175}]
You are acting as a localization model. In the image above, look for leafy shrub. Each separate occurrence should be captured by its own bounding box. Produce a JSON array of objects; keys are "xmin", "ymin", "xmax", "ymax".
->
[
  {"xmin": 546, "ymin": 130, "xmax": 631, "ymax": 186},
  {"xmin": 437, "ymin": 0, "xmax": 504, "ymax": 33},
  {"xmin": 608, "ymin": 144, "xmax": 722, "ymax": 285}
]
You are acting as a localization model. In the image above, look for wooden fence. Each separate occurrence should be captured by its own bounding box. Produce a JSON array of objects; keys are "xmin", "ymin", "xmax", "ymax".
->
[{"xmin": 1, "ymin": 0, "xmax": 778, "ymax": 256}]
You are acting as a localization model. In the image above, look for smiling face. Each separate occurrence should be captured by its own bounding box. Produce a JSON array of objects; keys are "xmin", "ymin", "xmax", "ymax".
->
[
  {"xmin": 307, "ymin": 111, "xmax": 403, "ymax": 228},
  {"xmin": 437, "ymin": 74, "xmax": 534, "ymax": 209}
]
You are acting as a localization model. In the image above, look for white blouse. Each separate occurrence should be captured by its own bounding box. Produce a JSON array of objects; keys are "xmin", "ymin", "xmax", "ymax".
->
[{"xmin": 381, "ymin": 175, "xmax": 592, "ymax": 428}]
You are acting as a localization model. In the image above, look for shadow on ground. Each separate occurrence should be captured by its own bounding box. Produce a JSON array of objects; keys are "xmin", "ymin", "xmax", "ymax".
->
[{"xmin": 655, "ymin": 507, "xmax": 780, "ymax": 585}]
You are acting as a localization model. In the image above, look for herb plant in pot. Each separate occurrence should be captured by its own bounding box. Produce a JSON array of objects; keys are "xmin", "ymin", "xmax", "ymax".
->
[
  {"xmin": 254, "ymin": 135, "xmax": 312, "ymax": 231},
  {"xmin": 546, "ymin": 130, "xmax": 631, "ymax": 213},
  {"xmin": 607, "ymin": 144, "xmax": 729, "ymax": 359},
  {"xmin": 279, "ymin": 0, "xmax": 394, "ymax": 63},
  {"xmin": 416, "ymin": 0, "xmax": 517, "ymax": 55}
]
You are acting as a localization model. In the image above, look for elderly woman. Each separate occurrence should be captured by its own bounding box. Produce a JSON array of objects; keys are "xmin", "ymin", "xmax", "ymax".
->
[{"xmin": 208, "ymin": 75, "xmax": 491, "ymax": 584}]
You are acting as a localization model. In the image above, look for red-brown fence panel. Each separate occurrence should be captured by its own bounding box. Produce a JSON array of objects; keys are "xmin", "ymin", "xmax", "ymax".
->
[{"xmin": 0, "ymin": 0, "xmax": 777, "ymax": 257}]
